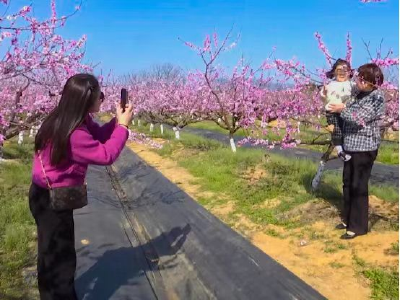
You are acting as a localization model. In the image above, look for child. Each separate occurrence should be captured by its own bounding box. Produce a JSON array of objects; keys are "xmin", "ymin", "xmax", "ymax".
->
[{"xmin": 321, "ymin": 59, "xmax": 354, "ymax": 161}]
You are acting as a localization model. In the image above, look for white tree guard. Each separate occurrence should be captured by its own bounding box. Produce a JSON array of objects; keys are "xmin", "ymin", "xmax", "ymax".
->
[
  {"xmin": 312, "ymin": 160, "xmax": 326, "ymax": 191},
  {"xmin": 173, "ymin": 127, "xmax": 180, "ymax": 139},
  {"xmin": 18, "ymin": 131, "xmax": 24, "ymax": 145},
  {"xmin": 230, "ymin": 138, "xmax": 237, "ymax": 152}
]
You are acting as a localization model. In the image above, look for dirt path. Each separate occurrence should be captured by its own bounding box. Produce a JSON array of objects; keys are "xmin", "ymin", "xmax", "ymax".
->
[{"xmin": 127, "ymin": 141, "xmax": 399, "ymax": 300}]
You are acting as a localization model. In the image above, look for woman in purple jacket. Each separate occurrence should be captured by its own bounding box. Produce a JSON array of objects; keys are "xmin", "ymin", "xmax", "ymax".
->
[{"xmin": 29, "ymin": 73, "xmax": 133, "ymax": 299}]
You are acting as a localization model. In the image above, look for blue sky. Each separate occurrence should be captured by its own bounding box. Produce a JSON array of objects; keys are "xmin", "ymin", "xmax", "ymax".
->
[{"xmin": 9, "ymin": 0, "xmax": 399, "ymax": 75}]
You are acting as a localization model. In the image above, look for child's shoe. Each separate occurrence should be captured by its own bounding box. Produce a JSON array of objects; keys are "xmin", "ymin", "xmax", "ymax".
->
[{"xmin": 338, "ymin": 151, "xmax": 351, "ymax": 162}]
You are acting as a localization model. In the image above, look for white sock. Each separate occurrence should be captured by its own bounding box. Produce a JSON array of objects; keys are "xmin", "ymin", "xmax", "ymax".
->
[
  {"xmin": 335, "ymin": 145, "xmax": 343, "ymax": 153},
  {"xmin": 346, "ymin": 231, "xmax": 355, "ymax": 236}
]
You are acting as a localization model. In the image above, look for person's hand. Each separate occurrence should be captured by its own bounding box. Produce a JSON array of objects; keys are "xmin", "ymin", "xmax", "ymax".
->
[
  {"xmin": 116, "ymin": 102, "xmax": 133, "ymax": 127},
  {"xmin": 327, "ymin": 103, "xmax": 345, "ymax": 113},
  {"xmin": 320, "ymin": 85, "xmax": 327, "ymax": 98}
]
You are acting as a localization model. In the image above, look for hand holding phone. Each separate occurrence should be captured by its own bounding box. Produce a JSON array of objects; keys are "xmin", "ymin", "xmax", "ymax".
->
[{"xmin": 116, "ymin": 102, "xmax": 134, "ymax": 127}]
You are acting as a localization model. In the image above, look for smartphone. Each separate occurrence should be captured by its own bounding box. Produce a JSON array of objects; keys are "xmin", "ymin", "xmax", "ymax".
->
[{"xmin": 121, "ymin": 88, "xmax": 128, "ymax": 112}]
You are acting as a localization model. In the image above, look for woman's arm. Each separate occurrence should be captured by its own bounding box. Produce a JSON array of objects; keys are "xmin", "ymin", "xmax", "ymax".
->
[
  {"xmin": 85, "ymin": 115, "xmax": 117, "ymax": 143},
  {"xmin": 328, "ymin": 90, "xmax": 385, "ymax": 125},
  {"xmin": 340, "ymin": 92, "xmax": 385, "ymax": 126},
  {"xmin": 70, "ymin": 125, "xmax": 129, "ymax": 166}
]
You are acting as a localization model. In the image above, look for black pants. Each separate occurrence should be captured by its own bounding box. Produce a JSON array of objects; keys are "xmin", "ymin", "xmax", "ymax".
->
[
  {"xmin": 29, "ymin": 183, "xmax": 78, "ymax": 300},
  {"xmin": 342, "ymin": 150, "xmax": 377, "ymax": 235},
  {"xmin": 326, "ymin": 112, "xmax": 343, "ymax": 146}
]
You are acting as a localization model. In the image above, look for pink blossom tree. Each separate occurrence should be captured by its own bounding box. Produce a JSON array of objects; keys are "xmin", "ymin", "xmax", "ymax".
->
[{"xmin": 0, "ymin": 0, "xmax": 90, "ymax": 156}]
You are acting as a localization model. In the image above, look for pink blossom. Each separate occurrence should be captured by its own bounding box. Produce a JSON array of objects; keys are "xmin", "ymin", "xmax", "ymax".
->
[
  {"xmin": 345, "ymin": 33, "xmax": 352, "ymax": 64},
  {"xmin": 314, "ymin": 32, "xmax": 333, "ymax": 67}
]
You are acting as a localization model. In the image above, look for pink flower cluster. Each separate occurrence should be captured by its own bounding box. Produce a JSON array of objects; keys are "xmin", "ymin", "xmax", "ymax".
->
[{"xmin": 128, "ymin": 131, "xmax": 163, "ymax": 149}]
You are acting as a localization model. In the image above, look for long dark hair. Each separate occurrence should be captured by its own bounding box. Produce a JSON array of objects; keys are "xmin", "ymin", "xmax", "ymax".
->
[
  {"xmin": 325, "ymin": 58, "xmax": 353, "ymax": 79},
  {"xmin": 35, "ymin": 73, "xmax": 101, "ymax": 165}
]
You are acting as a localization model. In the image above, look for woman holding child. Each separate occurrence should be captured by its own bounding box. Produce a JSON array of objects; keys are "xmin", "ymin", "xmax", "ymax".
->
[{"xmin": 325, "ymin": 62, "xmax": 385, "ymax": 240}]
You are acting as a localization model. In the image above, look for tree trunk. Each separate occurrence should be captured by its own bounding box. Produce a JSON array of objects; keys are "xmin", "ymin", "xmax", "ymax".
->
[{"xmin": 5, "ymin": 113, "xmax": 42, "ymax": 140}]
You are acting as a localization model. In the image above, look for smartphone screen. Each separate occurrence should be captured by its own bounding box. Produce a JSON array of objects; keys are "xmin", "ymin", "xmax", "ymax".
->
[{"xmin": 121, "ymin": 88, "xmax": 128, "ymax": 112}]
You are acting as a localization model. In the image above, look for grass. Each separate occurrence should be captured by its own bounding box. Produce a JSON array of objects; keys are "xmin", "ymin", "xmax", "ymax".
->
[
  {"xmin": 391, "ymin": 242, "xmax": 399, "ymax": 254},
  {"xmin": 177, "ymin": 147, "xmax": 318, "ymax": 226},
  {"xmin": 137, "ymin": 126, "xmax": 398, "ymax": 229},
  {"xmin": 187, "ymin": 120, "xmax": 399, "ymax": 165},
  {"xmin": 265, "ymin": 228, "xmax": 284, "ymax": 238},
  {"xmin": 352, "ymin": 252, "xmax": 399, "ymax": 300},
  {"xmin": 363, "ymin": 268, "xmax": 399, "ymax": 300},
  {"xmin": 316, "ymin": 170, "xmax": 399, "ymax": 203},
  {"xmin": 188, "ymin": 120, "xmax": 236, "ymax": 134},
  {"xmin": 323, "ymin": 240, "xmax": 348, "ymax": 253},
  {"xmin": 0, "ymin": 139, "xmax": 37, "ymax": 299},
  {"xmin": 377, "ymin": 142, "xmax": 399, "ymax": 165},
  {"xmin": 385, "ymin": 242, "xmax": 400, "ymax": 256}
]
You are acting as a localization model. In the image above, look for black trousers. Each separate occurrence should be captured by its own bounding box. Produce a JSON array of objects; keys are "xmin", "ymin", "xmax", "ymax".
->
[
  {"xmin": 29, "ymin": 183, "xmax": 78, "ymax": 300},
  {"xmin": 342, "ymin": 150, "xmax": 377, "ymax": 235},
  {"xmin": 326, "ymin": 112, "xmax": 343, "ymax": 146}
]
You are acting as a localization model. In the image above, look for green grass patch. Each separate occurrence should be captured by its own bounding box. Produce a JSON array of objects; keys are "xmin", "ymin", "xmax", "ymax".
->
[
  {"xmin": 363, "ymin": 268, "xmax": 399, "ymax": 300},
  {"xmin": 385, "ymin": 242, "xmax": 400, "ymax": 256},
  {"xmin": 3, "ymin": 139, "xmax": 34, "ymax": 163},
  {"xmin": 0, "ymin": 140, "xmax": 36, "ymax": 298},
  {"xmin": 265, "ymin": 228, "xmax": 284, "ymax": 238},
  {"xmin": 391, "ymin": 242, "xmax": 399, "ymax": 254},
  {"xmin": 377, "ymin": 142, "xmax": 399, "ymax": 165},
  {"xmin": 188, "ymin": 120, "xmax": 235, "ymax": 134},
  {"xmin": 323, "ymin": 240, "xmax": 348, "ymax": 253},
  {"xmin": 352, "ymin": 253, "xmax": 399, "ymax": 300}
]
